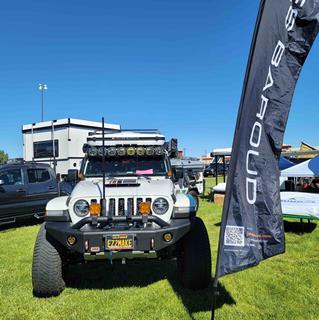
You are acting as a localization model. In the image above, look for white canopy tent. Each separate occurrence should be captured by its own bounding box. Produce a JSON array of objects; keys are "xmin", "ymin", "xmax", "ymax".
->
[{"xmin": 281, "ymin": 155, "xmax": 319, "ymax": 177}]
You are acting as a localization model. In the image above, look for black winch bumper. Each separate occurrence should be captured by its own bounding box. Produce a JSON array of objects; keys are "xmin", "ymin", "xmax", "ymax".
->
[{"xmin": 45, "ymin": 216, "xmax": 191, "ymax": 254}]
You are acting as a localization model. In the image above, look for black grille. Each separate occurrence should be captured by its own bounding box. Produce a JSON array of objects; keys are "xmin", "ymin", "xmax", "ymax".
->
[{"xmin": 107, "ymin": 197, "xmax": 151, "ymax": 216}]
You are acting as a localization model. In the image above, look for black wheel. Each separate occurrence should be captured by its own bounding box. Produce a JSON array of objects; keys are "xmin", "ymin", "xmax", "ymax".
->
[
  {"xmin": 32, "ymin": 223, "xmax": 65, "ymax": 297},
  {"xmin": 188, "ymin": 190, "xmax": 199, "ymax": 210},
  {"xmin": 177, "ymin": 217, "xmax": 211, "ymax": 290}
]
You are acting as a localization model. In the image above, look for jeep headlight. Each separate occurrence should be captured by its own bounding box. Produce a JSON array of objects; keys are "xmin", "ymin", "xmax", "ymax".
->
[
  {"xmin": 152, "ymin": 197, "xmax": 169, "ymax": 215},
  {"xmin": 74, "ymin": 200, "xmax": 89, "ymax": 217}
]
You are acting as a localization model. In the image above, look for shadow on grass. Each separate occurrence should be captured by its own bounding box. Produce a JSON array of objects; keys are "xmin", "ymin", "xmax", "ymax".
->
[
  {"xmin": 284, "ymin": 220, "xmax": 317, "ymax": 234},
  {"xmin": 200, "ymin": 194, "xmax": 213, "ymax": 202},
  {"xmin": 0, "ymin": 217, "xmax": 41, "ymax": 232},
  {"xmin": 65, "ymin": 259, "xmax": 235, "ymax": 315}
]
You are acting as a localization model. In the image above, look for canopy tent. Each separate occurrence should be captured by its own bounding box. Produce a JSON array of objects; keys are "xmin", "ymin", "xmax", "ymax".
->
[
  {"xmin": 279, "ymin": 157, "xmax": 295, "ymax": 170},
  {"xmin": 281, "ymin": 155, "xmax": 319, "ymax": 177}
]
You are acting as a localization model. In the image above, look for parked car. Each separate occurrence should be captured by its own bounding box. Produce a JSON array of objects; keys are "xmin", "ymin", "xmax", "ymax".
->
[
  {"xmin": 203, "ymin": 162, "xmax": 229, "ymax": 177},
  {"xmin": 170, "ymin": 158, "xmax": 205, "ymax": 209},
  {"xmin": 0, "ymin": 160, "xmax": 68, "ymax": 226}
]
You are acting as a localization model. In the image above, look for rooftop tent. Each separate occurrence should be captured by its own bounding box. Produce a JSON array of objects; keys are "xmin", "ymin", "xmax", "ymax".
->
[
  {"xmin": 279, "ymin": 157, "xmax": 295, "ymax": 170},
  {"xmin": 281, "ymin": 155, "xmax": 319, "ymax": 177}
]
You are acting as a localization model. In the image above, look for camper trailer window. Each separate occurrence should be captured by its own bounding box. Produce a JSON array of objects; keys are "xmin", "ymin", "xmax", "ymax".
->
[
  {"xmin": 27, "ymin": 169, "xmax": 51, "ymax": 183},
  {"xmin": 33, "ymin": 140, "xmax": 59, "ymax": 159}
]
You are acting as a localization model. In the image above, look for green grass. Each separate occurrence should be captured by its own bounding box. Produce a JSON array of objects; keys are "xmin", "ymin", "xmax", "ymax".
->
[{"xmin": 0, "ymin": 177, "xmax": 318, "ymax": 320}]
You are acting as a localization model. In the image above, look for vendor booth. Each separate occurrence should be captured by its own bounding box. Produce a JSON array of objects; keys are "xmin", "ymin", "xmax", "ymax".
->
[{"xmin": 281, "ymin": 155, "xmax": 319, "ymax": 177}]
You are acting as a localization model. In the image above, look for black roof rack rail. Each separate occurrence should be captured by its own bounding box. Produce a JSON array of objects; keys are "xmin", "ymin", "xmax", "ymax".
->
[{"xmin": 88, "ymin": 129, "xmax": 162, "ymax": 136}]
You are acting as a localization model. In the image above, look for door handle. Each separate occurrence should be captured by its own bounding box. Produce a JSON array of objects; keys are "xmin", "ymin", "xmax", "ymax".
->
[
  {"xmin": 48, "ymin": 186, "xmax": 55, "ymax": 190},
  {"xmin": 16, "ymin": 188, "xmax": 26, "ymax": 193}
]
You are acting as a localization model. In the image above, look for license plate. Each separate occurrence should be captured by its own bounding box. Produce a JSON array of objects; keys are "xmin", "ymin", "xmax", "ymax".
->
[{"xmin": 106, "ymin": 234, "xmax": 134, "ymax": 251}]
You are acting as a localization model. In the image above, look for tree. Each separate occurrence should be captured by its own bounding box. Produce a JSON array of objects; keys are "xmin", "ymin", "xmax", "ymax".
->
[{"xmin": 0, "ymin": 150, "xmax": 9, "ymax": 164}]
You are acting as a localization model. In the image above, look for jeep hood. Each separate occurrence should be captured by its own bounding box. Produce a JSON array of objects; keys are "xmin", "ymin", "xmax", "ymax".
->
[{"xmin": 71, "ymin": 178, "xmax": 174, "ymax": 198}]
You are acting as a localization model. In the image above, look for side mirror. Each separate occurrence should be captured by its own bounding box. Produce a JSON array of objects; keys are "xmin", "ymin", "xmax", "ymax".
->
[
  {"xmin": 66, "ymin": 169, "xmax": 79, "ymax": 183},
  {"xmin": 172, "ymin": 168, "xmax": 183, "ymax": 181},
  {"xmin": 0, "ymin": 179, "xmax": 4, "ymax": 186}
]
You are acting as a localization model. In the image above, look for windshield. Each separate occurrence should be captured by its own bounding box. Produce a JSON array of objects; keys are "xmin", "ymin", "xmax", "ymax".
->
[{"xmin": 84, "ymin": 156, "xmax": 169, "ymax": 177}]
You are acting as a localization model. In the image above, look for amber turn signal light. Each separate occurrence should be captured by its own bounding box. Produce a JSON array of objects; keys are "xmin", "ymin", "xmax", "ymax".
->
[
  {"xmin": 89, "ymin": 200, "xmax": 101, "ymax": 216},
  {"xmin": 166, "ymin": 170, "xmax": 173, "ymax": 177},
  {"xmin": 139, "ymin": 202, "xmax": 151, "ymax": 215}
]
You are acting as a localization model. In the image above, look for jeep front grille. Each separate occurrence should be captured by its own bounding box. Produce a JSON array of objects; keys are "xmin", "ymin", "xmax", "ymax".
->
[{"xmin": 106, "ymin": 197, "xmax": 153, "ymax": 217}]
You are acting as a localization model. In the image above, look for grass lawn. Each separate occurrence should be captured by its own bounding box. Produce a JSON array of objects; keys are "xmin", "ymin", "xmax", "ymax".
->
[{"xmin": 0, "ymin": 177, "xmax": 318, "ymax": 320}]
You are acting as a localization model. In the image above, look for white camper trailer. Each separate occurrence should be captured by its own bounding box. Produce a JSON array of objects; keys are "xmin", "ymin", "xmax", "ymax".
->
[{"xmin": 22, "ymin": 118, "xmax": 120, "ymax": 176}]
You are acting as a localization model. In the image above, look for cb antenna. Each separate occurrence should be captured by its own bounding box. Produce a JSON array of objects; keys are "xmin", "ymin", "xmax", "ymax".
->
[{"xmin": 101, "ymin": 117, "xmax": 107, "ymax": 217}]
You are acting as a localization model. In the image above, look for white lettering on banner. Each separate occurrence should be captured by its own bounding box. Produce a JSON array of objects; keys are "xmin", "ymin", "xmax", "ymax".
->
[
  {"xmin": 249, "ymin": 122, "xmax": 262, "ymax": 148},
  {"xmin": 245, "ymin": 0, "xmax": 307, "ymax": 205},
  {"xmin": 285, "ymin": 6, "xmax": 298, "ymax": 31},
  {"xmin": 271, "ymin": 41, "xmax": 285, "ymax": 67},
  {"xmin": 246, "ymin": 178, "xmax": 257, "ymax": 205},
  {"xmin": 256, "ymin": 95, "xmax": 268, "ymax": 120}
]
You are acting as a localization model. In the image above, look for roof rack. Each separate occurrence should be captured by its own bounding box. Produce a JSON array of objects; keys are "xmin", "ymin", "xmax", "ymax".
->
[{"xmin": 88, "ymin": 128, "xmax": 161, "ymax": 136}]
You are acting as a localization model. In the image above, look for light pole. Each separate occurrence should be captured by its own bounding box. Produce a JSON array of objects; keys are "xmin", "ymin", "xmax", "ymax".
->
[{"xmin": 38, "ymin": 83, "xmax": 48, "ymax": 122}]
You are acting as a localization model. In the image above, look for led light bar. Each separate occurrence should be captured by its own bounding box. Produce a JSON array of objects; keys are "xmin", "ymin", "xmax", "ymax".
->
[{"xmin": 85, "ymin": 146, "xmax": 165, "ymax": 157}]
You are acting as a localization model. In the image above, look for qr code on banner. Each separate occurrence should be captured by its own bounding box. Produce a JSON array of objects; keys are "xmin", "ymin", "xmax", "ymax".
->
[{"xmin": 224, "ymin": 226, "xmax": 245, "ymax": 247}]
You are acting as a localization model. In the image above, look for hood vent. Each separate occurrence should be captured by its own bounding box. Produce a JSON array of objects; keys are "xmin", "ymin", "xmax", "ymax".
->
[{"xmin": 105, "ymin": 178, "xmax": 140, "ymax": 187}]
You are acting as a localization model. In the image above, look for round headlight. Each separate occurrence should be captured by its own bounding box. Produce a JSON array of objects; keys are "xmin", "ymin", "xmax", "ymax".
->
[
  {"xmin": 74, "ymin": 200, "xmax": 89, "ymax": 217},
  {"xmin": 152, "ymin": 197, "xmax": 169, "ymax": 215}
]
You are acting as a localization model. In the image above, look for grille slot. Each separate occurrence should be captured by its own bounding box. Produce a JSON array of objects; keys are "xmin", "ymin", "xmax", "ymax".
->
[
  {"xmin": 118, "ymin": 198, "xmax": 125, "ymax": 216},
  {"xmin": 109, "ymin": 199, "xmax": 115, "ymax": 217},
  {"xmin": 136, "ymin": 198, "xmax": 143, "ymax": 215},
  {"xmin": 127, "ymin": 198, "xmax": 134, "ymax": 217}
]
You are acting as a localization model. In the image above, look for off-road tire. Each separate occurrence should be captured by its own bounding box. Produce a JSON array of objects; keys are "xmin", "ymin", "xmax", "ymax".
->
[
  {"xmin": 32, "ymin": 223, "xmax": 65, "ymax": 297},
  {"xmin": 188, "ymin": 190, "xmax": 199, "ymax": 210},
  {"xmin": 177, "ymin": 217, "xmax": 211, "ymax": 290}
]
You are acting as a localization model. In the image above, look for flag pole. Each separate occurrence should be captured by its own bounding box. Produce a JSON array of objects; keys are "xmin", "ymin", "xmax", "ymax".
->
[{"xmin": 210, "ymin": 2, "xmax": 266, "ymax": 319}]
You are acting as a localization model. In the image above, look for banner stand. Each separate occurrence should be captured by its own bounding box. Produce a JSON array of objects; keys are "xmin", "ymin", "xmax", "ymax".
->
[{"xmin": 211, "ymin": 281, "xmax": 218, "ymax": 320}]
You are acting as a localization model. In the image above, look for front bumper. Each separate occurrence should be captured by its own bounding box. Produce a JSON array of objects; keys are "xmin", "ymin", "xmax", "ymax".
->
[{"xmin": 45, "ymin": 217, "xmax": 191, "ymax": 255}]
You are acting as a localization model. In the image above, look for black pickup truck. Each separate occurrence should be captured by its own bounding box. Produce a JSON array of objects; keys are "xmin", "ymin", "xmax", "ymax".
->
[{"xmin": 0, "ymin": 161, "xmax": 69, "ymax": 226}]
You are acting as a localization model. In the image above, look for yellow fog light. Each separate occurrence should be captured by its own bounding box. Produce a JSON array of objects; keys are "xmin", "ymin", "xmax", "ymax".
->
[
  {"xmin": 139, "ymin": 202, "xmax": 151, "ymax": 215},
  {"xmin": 89, "ymin": 200, "xmax": 101, "ymax": 216},
  {"xmin": 163, "ymin": 233, "xmax": 173, "ymax": 242},
  {"xmin": 67, "ymin": 235, "xmax": 77, "ymax": 246}
]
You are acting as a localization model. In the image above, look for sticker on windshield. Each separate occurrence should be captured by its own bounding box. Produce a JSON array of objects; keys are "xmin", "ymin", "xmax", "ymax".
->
[{"xmin": 136, "ymin": 169, "xmax": 154, "ymax": 175}]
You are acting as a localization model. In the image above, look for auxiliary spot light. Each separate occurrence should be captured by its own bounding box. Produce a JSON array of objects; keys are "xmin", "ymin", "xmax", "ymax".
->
[
  {"xmin": 138, "ymin": 202, "xmax": 151, "ymax": 215},
  {"xmin": 127, "ymin": 147, "xmax": 136, "ymax": 156},
  {"xmin": 117, "ymin": 147, "xmax": 126, "ymax": 156},
  {"xmin": 136, "ymin": 147, "xmax": 145, "ymax": 156},
  {"xmin": 146, "ymin": 147, "xmax": 154, "ymax": 156}
]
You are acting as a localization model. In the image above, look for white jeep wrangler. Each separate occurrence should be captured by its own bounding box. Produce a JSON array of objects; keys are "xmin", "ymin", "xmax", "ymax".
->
[{"xmin": 32, "ymin": 130, "xmax": 211, "ymax": 297}]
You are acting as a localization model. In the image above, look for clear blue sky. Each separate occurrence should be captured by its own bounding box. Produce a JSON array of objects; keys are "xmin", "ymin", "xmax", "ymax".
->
[{"xmin": 0, "ymin": 0, "xmax": 318, "ymax": 158}]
